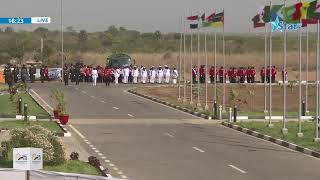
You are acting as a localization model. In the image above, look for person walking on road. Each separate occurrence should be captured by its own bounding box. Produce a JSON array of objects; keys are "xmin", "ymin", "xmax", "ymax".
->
[
  {"xmin": 133, "ymin": 66, "xmax": 139, "ymax": 84},
  {"xmin": 123, "ymin": 66, "xmax": 130, "ymax": 84},
  {"xmin": 20, "ymin": 65, "xmax": 28, "ymax": 84},
  {"xmin": 157, "ymin": 66, "xmax": 164, "ymax": 84},
  {"xmin": 172, "ymin": 68, "xmax": 178, "ymax": 84},
  {"xmin": 40, "ymin": 65, "xmax": 45, "ymax": 83},
  {"xmin": 29, "ymin": 65, "xmax": 36, "ymax": 83},
  {"xmin": 141, "ymin": 67, "xmax": 148, "ymax": 84},
  {"xmin": 164, "ymin": 65, "xmax": 171, "ymax": 84},
  {"xmin": 63, "ymin": 66, "xmax": 70, "ymax": 86},
  {"xmin": 92, "ymin": 68, "xmax": 98, "ymax": 86},
  {"xmin": 150, "ymin": 66, "xmax": 156, "ymax": 84},
  {"xmin": 104, "ymin": 66, "xmax": 113, "ymax": 87}
]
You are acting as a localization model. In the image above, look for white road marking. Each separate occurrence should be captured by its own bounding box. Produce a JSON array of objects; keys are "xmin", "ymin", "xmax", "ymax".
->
[
  {"xmin": 121, "ymin": 175, "xmax": 128, "ymax": 179},
  {"xmin": 104, "ymin": 160, "xmax": 110, "ymax": 163},
  {"xmin": 193, "ymin": 147, "xmax": 205, "ymax": 153},
  {"xmin": 113, "ymin": 167, "xmax": 119, "ymax": 171},
  {"xmin": 83, "ymin": 139, "xmax": 88, "ymax": 142},
  {"xmin": 117, "ymin": 171, "xmax": 123, "ymax": 175},
  {"xmin": 164, "ymin": 133, "xmax": 174, "ymax": 138},
  {"xmin": 75, "ymin": 88, "xmax": 79, "ymax": 90},
  {"xmin": 128, "ymin": 114, "xmax": 134, "ymax": 117},
  {"xmin": 82, "ymin": 91, "xmax": 87, "ymax": 94},
  {"xmin": 113, "ymin": 107, "xmax": 119, "ymax": 110},
  {"xmin": 98, "ymin": 153, "xmax": 103, "ymax": 156},
  {"xmin": 101, "ymin": 156, "xmax": 107, "ymax": 159},
  {"xmin": 229, "ymin": 165, "xmax": 247, "ymax": 174},
  {"xmin": 109, "ymin": 163, "xmax": 115, "ymax": 167},
  {"xmin": 69, "ymin": 125, "xmax": 85, "ymax": 139},
  {"xmin": 100, "ymin": 100, "xmax": 106, "ymax": 103},
  {"xmin": 94, "ymin": 150, "xmax": 99, "ymax": 153},
  {"xmin": 86, "ymin": 142, "xmax": 91, "ymax": 145},
  {"xmin": 90, "ymin": 95, "xmax": 96, "ymax": 99},
  {"xmin": 92, "ymin": 147, "xmax": 97, "ymax": 150},
  {"xmin": 89, "ymin": 145, "xmax": 94, "ymax": 147}
]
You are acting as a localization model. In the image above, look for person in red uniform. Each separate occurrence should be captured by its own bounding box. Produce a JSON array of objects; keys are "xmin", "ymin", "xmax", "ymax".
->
[
  {"xmin": 199, "ymin": 65, "xmax": 205, "ymax": 83},
  {"xmin": 44, "ymin": 66, "xmax": 49, "ymax": 81},
  {"xmin": 218, "ymin": 66, "xmax": 226, "ymax": 83},
  {"xmin": 104, "ymin": 66, "xmax": 113, "ymax": 86},
  {"xmin": 209, "ymin": 66, "xmax": 215, "ymax": 83},
  {"xmin": 251, "ymin": 67, "xmax": 256, "ymax": 83},
  {"xmin": 271, "ymin": 66, "xmax": 277, "ymax": 83},
  {"xmin": 237, "ymin": 67, "xmax": 243, "ymax": 83},
  {"xmin": 227, "ymin": 68, "xmax": 233, "ymax": 83},
  {"xmin": 232, "ymin": 67, "xmax": 237, "ymax": 83},
  {"xmin": 266, "ymin": 66, "xmax": 271, "ymax": 83},
  {"xmin": 260, "ymin": 67, "xmax": 266, "ymax": 83}
]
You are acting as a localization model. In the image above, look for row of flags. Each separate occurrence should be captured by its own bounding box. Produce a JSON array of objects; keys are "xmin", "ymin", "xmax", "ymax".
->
[
  {"xmin": 186, "ymin": 11, "xmax": 224, "ymax": 29},
  {"xmin": 252, "ymin": 0, "xmax": 320, "ymax": 28}
]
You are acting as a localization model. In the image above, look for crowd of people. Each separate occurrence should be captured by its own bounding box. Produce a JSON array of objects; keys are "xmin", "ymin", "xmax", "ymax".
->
[
  {"xmin": 2, "ymin": 63, "xmax": 288, "ymax": 88},
  {"xmin": 62, "ymin": 63, "xmax": 179, "ymax": 86}
]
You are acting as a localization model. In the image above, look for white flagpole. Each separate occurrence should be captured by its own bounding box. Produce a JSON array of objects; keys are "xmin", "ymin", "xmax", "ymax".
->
[
  {"xmin": 282, "ymin": 0, "xmax": 288, "ymax": 134},
  {"xmin": 183, "ymin": 14, "xmax": 187, "ymax": 103},
  {"xmin": 297, "ymin": 0, "xmax": 303, "ymax": 137},
  {"xmin": 264, "ymin": 24, "xmax": 268, "ymax": 113},
  {"xmin": 305, "ymin": 25, "xmax": 309, "ymax": 113},
  {"xmin": 197, "ymin": 12, "xmax": 202, "ymax": 109},
  {"xmin": 222, "ymin": 9, "xmax": 226, "ymax": 112},
  {"xmin": 268, "ymin": 0, "xmax": 273, "ymax": 128},
  {"xmin": 205, "ymin": 26, "xmax": 209, "ymax": 110},
  {"xmin": 190, "ymin": 29, "xmax": 194, "ymax": 105},
  {"xmin": 214, "ymin": 31, "xmax": 217, "ymax": 103},
  {"xmin": 315, "ymin": 19, "xmax": 320, "ymax": 142},
  {"xmin": 178, "ymin": 16, "xmax": 183, "ymax": 101}
]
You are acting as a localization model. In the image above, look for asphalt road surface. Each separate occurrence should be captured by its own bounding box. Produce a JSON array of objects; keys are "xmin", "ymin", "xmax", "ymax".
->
[{"xmin": 31, "ymin": 82, "xmax": 320, "ymax": 180}]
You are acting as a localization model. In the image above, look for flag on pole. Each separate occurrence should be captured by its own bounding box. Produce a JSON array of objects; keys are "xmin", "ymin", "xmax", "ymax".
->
[
  {"xmin": 307, "ymin": 0, "xmax": 320, "ymax": 19},
  {"xmin": 252, "ymin": 6, "xmax": 265, "ymax": 28},
  {"xmin": 302, "ymin": 1, "xmax": 318, "ymax": 26},
  {"xmin": 206, "ymin": 11, "xmax": 215, "ymax": 20},
  {"xmin": 187, "ymin": 15, "xmax": 199, "ymax": 29},
  {"xmin": 263, "ymin": 4, "xmax": 284, "ymax": 23},
  {"xmin": 282, "ymin": 2, "xmax": 303, "ymax": 23},
  {"xmin": 209, "ymin": 11, "xmax": 224, "ymax": 28}
]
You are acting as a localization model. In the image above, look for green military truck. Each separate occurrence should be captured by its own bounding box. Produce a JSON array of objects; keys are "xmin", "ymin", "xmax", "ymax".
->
[{"xmin": 106, "ymin": 53, "xmax": 135, "ymax": 68}]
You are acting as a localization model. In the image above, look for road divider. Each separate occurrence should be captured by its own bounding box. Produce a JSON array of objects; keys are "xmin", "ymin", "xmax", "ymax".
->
[
  {"xmin": 193, "ymin": 147, "xmax": 205, "ymax": 153},
  {"xmin": 228, "ymin": 164, "xmax": 246, "ymax": 174}
]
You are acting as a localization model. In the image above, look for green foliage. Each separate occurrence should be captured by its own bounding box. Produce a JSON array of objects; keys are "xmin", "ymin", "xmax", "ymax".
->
[
  {"xmin": 51, "ymin": 89, "xmax": 67, "ymax": 115},
  {"xmin": 6, "ymin": 125, "xmax": 66, "ymax": 165}
]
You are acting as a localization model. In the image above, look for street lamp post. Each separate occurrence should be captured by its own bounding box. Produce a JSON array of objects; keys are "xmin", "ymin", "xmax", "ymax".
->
[{"xmin": 61, "ymin": 0, "xmax": 64, "ymax": 78}]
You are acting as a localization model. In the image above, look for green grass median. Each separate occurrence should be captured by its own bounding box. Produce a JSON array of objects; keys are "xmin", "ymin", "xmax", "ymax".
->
[
  {"xmin": 236, "ymin": 121, "xmax": 320, "ymax": 152},
  {"xmin": 0, "ymin": 120, "xmax": 63, "ymax": 134},
  {"xmin": 0, "ymin": 93, "xmax": 49, "ymax": 117},
  {"xmin": 44, "ymin": 160, "xmax": 101, "ymax": 176}
]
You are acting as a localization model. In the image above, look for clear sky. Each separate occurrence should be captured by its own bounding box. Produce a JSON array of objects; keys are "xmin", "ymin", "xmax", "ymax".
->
[{"xmin": 0, "ymin": 0, "xmax": 307, "ymax": 33}]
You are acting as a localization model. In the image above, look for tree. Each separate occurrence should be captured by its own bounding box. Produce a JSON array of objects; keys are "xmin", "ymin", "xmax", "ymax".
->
[
  {"xmin": 107, "ymin": 25, "xmax": 118, "ymax": 36},
  {"xmin": 34, "ymin": 27, "xmax": 49, "ymax": 38},
  {"xmin": 78, "ymin": 30, "xmax": 88, "ymax": 52},
  {"xmin": 119, "ymin": 27, "xmax": 127, "ymax": 31},
  {"xmin": 154, "ymin": 30, "xmax": 162, "ymax": 40},
  {"xmin": 4, "ymin": 27, "xmax": 14, "ymax": 33}
]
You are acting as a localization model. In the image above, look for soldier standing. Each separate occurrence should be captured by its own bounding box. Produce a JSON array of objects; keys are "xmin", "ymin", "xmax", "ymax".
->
[
  {"xmin": 13, "ymin": 65, "xmax": 19, "ymax": 83},
  {"xmin": 271, "ymin": 66, "xmax": 277, "ymax": 83},
  {"xmin": 40, "ymin": 65, "xmax": 45, "ymax": 83},
  {"xmin": 29, "ymin": 65, "xmax": 36, "ymax": 83},
  {"xmin": 218, "ymin": 66, "xmax": 225, "ymax": 83},
  {"xmin": 260, "ymin": 67, "xmax": 266, "ymax": 83},
  {"xmin": 20, "ymin": 65, "xmax": 28, "ymax": 84},
  {"xmin": 75, "ymin": 64, "xmax": 81, "ymax": 85},
  {"xmin": 209, "ymin": 66, "xmax": 215, "ymax": 83},
  {"xmin": 63, "ymin": 66, "xmax": 70, "ymax": 86}
]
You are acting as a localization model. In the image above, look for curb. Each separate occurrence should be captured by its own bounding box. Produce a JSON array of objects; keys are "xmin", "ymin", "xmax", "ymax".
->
[
  {"xmin": 128, "ymin": 89, "xmax": 212, "ymax": 120},
  {"xmin": 28, "ymin": 89, "xmax": 52, "ymax": 118},
  {"xmin": 98, "ymin": 165, "xmax": 113, "ymax": 178},
  {"xmin": 55, "ymin": 121, "xmax": 72, "ymax": 137},
  {"xmin": 221, "ymin": 121, "xmax": 320, "ymax": 159}
]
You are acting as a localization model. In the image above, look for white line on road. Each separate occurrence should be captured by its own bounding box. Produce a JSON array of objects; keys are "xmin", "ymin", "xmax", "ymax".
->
[
  {"xmin": 113, "ymin": 107, "xmax": 119, "ymax": 110},
  {"xmin": 94, "ymin": 150, "xmax": 99, "ymax": 153},
  {"xmin": 113, "ymin": 167, "xmax": 119, "ymax": 171},
  {"xmin": 193, "ymin": 147, "xmax": 205, "ymax": 153},
  {"xmin": 100, "ymin": 100, "xmax": 106, "ymax": 103},
  {"xmin": 75, "ymin": 88, "xmax": 79, "ymax": 90},
  {"xmin": 101, "ymin": 156, "xmax": 107, "ymax": 159},
  {"xmin": 90, "ymin": 95, "xmax": 96, "ymax": 99},
  {"xmin": 81, "ymin": 91, "xmax": 87, "ymax": 94},
  {"xmin": 109, "ymin": 163, "xmax": 115, "ymax": 167},
  {"xmin": 128, "ymin": 114, "xmax": 134, "ymax": 117},
  {"xmin": 98, "ymin": 153, "xmax": 103, "ymax": 156},
  {"xmin": 89, "ymin": 145, "xmax": 94, "ymax": 147},
  {"xmin": 104, "ymin": 160, "xmax": 110, "ymax": 163},
  {"xmin": 30, "ymin": 89, "xmax": 54, "ymax": 111},
  {"xmin": 92, "ymin": 147, "xmax": 97, "ymax": 150},
  {"xmin": 69, "ymin": 125, "xmax": 85, "ymax": 139},
  {"xmin": 229, "ymin": 165, "xmax": 247, "ymax": 174},
  {"xmin": 117, "ymin": 171, "xmax": 123, "ymax": 175},
  {"xmin": 164, "ymin": 133, "xmax": 174, "ymax": 138},
  {"xmin": 121, "ymin": 175, "xmax": 128, "ymax": 179}
]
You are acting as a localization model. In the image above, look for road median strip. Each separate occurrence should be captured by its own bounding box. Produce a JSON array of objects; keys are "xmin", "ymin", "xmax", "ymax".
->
[{"xmin": 222, "ymin": 121, "xmax": 320, "ymax": 159}]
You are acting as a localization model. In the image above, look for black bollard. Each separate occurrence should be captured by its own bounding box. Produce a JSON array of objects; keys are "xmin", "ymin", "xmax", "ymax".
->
[
  {"xmin": 24, "ymin": 103, "xmax": 28, "ymax": 121},
  {"xmin": 214, "ymin": 100, "xmax": 218, "ymax": 118},
  {"xmin": 233, "ymin": 105, "xmax": 238, "ymax": 122},
  {"xmin": 302, "ymin": 100, "xmax": 306, "ymax": 116},
  {"xmin": 18, "ymin": 98, "xmax": 22, "ymax": 115}
]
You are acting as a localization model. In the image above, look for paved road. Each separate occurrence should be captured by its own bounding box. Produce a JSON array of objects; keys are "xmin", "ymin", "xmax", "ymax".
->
[{"xmin": 31, "ymin": 82, "xmax": 320, "ymax": 180}]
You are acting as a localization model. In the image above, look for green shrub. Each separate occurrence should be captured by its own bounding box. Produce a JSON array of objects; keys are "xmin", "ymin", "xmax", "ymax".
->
[{"xmin": 5, "ymin": 125, "xmax": 65, "ymax": 165}]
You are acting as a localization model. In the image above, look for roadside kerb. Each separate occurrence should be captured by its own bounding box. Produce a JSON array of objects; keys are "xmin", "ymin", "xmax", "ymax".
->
[
  {"xmin": 221, "ymin": 121, "xmax": 320, "ymax": 159},
  {"xmin": 127, "ymin": 89, "xmax": 212, "ymax": 120}
]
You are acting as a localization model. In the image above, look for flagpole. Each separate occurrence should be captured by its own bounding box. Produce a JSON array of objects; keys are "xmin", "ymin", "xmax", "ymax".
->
[
  {"xmin": 282, "ymin": 0, "xmax": 288, "ymax": 134},
  {"xmin": 268, "ymin": 0, "xmax": 273, "ymax": 128},
  {"xmin": 205, "ymin": 28, "xmax": 209, "ymax": 110},
  {"xmin": 264, "ymin": 24, "xmax": 268, "ymax": 113},
  {"xmin": 222, "ymin": 8, "xmax": 226, "ymax": 112},
  {"xmin": 183, "ymin": 14, "xmax": 187, "ymax": 103},
  {"xmin": 214, "ymin": 31, "xmax": 217, "ymax": 107},
  {"xmin": 190, "ymin": 30, "xmax": 194, "ymax": 105},
  {"xmin": 315, "ymin": 19, "xmax": 320, "ymax": 142},
  {"xmin": 178, "ymin": 16, "xmax": 183, "ymax": 101},
  {"xmin": 297, "ymin": 0, "xmax": 303, "ymax": 137},
  {"xmin": 197, "ymin": 12, "xmax": 202, "ymax": 109},
  {"xmin": 305, "ymin": 25, "xmax": 309, "ymax": 113}
]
